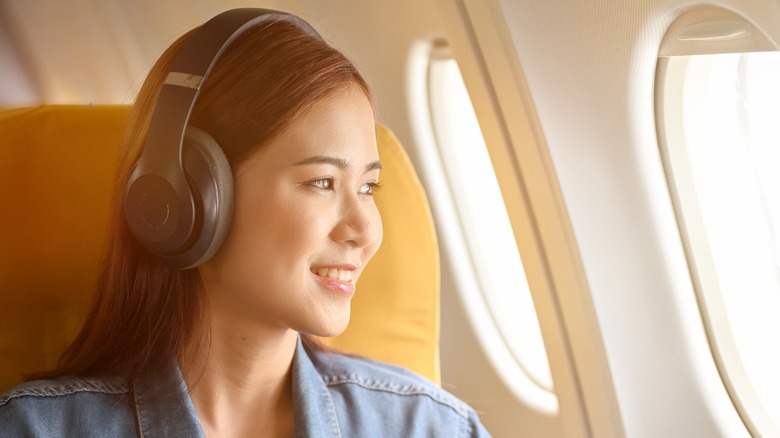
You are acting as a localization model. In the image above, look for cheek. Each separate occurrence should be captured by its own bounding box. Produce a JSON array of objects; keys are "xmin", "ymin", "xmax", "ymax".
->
[
  {"xmin": 215, "ymin": 188, "xmax": 301, "ymax": 268},
  {"xmin": 367, "ymin": 205, "xmax": 384, "ymax": 258},
  {"xmin": 257, "ymin": 192, "xmax": 335, "ymax": 264}
]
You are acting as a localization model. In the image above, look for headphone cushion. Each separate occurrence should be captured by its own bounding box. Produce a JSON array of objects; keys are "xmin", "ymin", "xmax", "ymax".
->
[{"xmin": 183, "ymin": 127, "xmax": 234, "ymax": 266}]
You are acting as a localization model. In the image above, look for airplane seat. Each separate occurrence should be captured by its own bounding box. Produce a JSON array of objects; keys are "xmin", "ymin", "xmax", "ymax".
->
[{"xmin": 0, "ymin": 105, "xmax": 440, "ymax": 393}]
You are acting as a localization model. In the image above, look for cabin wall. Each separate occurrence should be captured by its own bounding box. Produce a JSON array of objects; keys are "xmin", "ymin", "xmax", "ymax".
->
[{"xmin": 474, "ymin": 0, "xmax": 780, "ymax": 435}]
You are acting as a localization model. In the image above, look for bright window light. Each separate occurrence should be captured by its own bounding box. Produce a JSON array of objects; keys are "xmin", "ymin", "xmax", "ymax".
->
[
  {"xmin": 660, "ymin": 51, "xmax": 780, "ymax": 434},
  {"xmin": 425, "ymin": 44, "xmax": 556, "ymax": 412}
]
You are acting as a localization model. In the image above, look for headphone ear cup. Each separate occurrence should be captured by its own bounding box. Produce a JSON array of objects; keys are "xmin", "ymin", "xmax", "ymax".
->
[{"xmin": 179, "ymin": 127, "xmax": 234, "ymax": 267}]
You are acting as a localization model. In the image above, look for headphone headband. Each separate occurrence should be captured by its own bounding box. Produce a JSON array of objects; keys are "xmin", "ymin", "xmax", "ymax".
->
[{"xmin": 125, "ymin": 9, "xmax": 323, "ymax": 268}]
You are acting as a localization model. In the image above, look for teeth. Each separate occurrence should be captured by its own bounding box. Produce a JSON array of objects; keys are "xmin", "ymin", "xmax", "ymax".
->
[{"xmin": 313, "ymin": 267, "xmax": 352, "ymax": 282}]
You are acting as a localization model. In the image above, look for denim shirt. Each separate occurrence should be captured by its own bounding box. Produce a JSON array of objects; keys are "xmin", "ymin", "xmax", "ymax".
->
[{"xmin": 0, "ymin": 338, "xmax": 491, "ymax": 437}]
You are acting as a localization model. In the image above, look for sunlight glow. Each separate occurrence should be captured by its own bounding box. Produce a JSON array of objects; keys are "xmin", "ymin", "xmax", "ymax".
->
[
  {"xmin": 671, "ymin": 51, "xmax": 780, "ymax": 430},
  {"xmin": 427, "ymin": 55, "xmax": 555, "ymax": 402}
]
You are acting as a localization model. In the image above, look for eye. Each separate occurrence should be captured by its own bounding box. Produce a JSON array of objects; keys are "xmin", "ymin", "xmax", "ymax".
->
[
  {"xmin": 309, "ymin": 178, "xmax": 334, "ymax": 191},
  {"xmin": 359, "ymin": 181, "xmax": 382, "ymax": 195}
]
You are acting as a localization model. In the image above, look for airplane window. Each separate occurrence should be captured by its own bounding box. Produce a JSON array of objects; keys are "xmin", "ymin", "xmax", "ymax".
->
[
  {"xmin": 658, "ymin": 41, "xmax": 780, "ymax": 435},
  {"xmin": 418, "ymin": 40, "xmax": 557, "ymax": 413}
]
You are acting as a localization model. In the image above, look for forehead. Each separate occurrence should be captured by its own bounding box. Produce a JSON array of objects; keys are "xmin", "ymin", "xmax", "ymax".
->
[{"xmin": 239, "ymin": 87, "xmax": 378, "ymax": 173}]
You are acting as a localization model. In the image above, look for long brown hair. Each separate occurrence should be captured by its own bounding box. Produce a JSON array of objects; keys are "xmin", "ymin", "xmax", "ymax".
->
[{"xmin": 33, "ymin": 14, "xmax": 371, "ymax": 383}]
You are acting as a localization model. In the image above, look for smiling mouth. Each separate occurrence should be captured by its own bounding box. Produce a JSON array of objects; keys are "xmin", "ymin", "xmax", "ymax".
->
[{"xmin": 311, "ymin": 267, "xmax": 353, "ymax": 282}]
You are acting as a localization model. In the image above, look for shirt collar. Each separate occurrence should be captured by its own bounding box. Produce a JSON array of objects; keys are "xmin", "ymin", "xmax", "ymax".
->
[
  {"xmin": 292, "ymin": 336, "xmax": 342, "ymax": 438},
  {"xmin": 133, "ymin": 363, "xmax": 205, "ymax": 438}
]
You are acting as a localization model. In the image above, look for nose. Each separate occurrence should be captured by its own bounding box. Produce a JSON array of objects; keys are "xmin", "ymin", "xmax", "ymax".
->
[{"xmin": 331, "ymin": 194, "xmax": 378, "ymax": 249}]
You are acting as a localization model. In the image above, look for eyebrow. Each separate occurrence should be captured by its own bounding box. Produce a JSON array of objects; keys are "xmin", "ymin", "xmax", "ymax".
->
[{"xmin": 294, "ymin": 155, "xmax": 382, "ymax": 172}]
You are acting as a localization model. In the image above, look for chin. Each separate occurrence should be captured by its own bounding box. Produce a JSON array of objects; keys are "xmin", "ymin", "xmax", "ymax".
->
[
  {"xmin": 300, "ymin": 308, "xmax": 351, "ymax": 338},
  {"xmin": 315, "ymin": 318, "xmax": 350, "ymax": 338}
]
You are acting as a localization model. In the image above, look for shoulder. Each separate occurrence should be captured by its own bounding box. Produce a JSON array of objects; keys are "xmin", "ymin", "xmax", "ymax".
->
[
  {"xmin": 307, "ymin": 349, "xmax": 491, "ymax": 437},
  {"xmin": 311, "ymin": 349, "xmax": 469, "ymax": 415},
  {"xmin": 0, "ymin": 376, "xmax": 135, "ymax": 437},
  {"xmin": 0, "ymin": 375, "xmax": 128, "ymax": 406}
]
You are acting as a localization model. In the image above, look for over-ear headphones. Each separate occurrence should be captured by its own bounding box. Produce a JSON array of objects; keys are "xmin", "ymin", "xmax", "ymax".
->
[{"xmin": 124, "ymin": 9, "xmax": 323, "ymax": 269}]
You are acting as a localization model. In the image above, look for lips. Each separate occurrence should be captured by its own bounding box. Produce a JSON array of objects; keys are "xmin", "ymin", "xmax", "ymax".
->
[{"xmin": 310, "ymin": 265, "xmax": 357, "ymax": 296}]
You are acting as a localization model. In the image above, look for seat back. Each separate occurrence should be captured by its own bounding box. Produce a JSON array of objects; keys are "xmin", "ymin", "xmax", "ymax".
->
[{"xmin": 0, "ymin": 105, "xmax": 440, "ymax": 392}]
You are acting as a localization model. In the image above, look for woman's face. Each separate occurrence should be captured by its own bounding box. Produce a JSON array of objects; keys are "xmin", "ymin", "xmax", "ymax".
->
[{"xmin": 199, "ymin": 85, "xmax": 382, "ymax": 338}]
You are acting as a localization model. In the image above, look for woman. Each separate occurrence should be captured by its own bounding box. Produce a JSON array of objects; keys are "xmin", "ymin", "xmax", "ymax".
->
[{"xmin": 0, "ymin": 8, "xmax": 490, "ymax": 437}]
